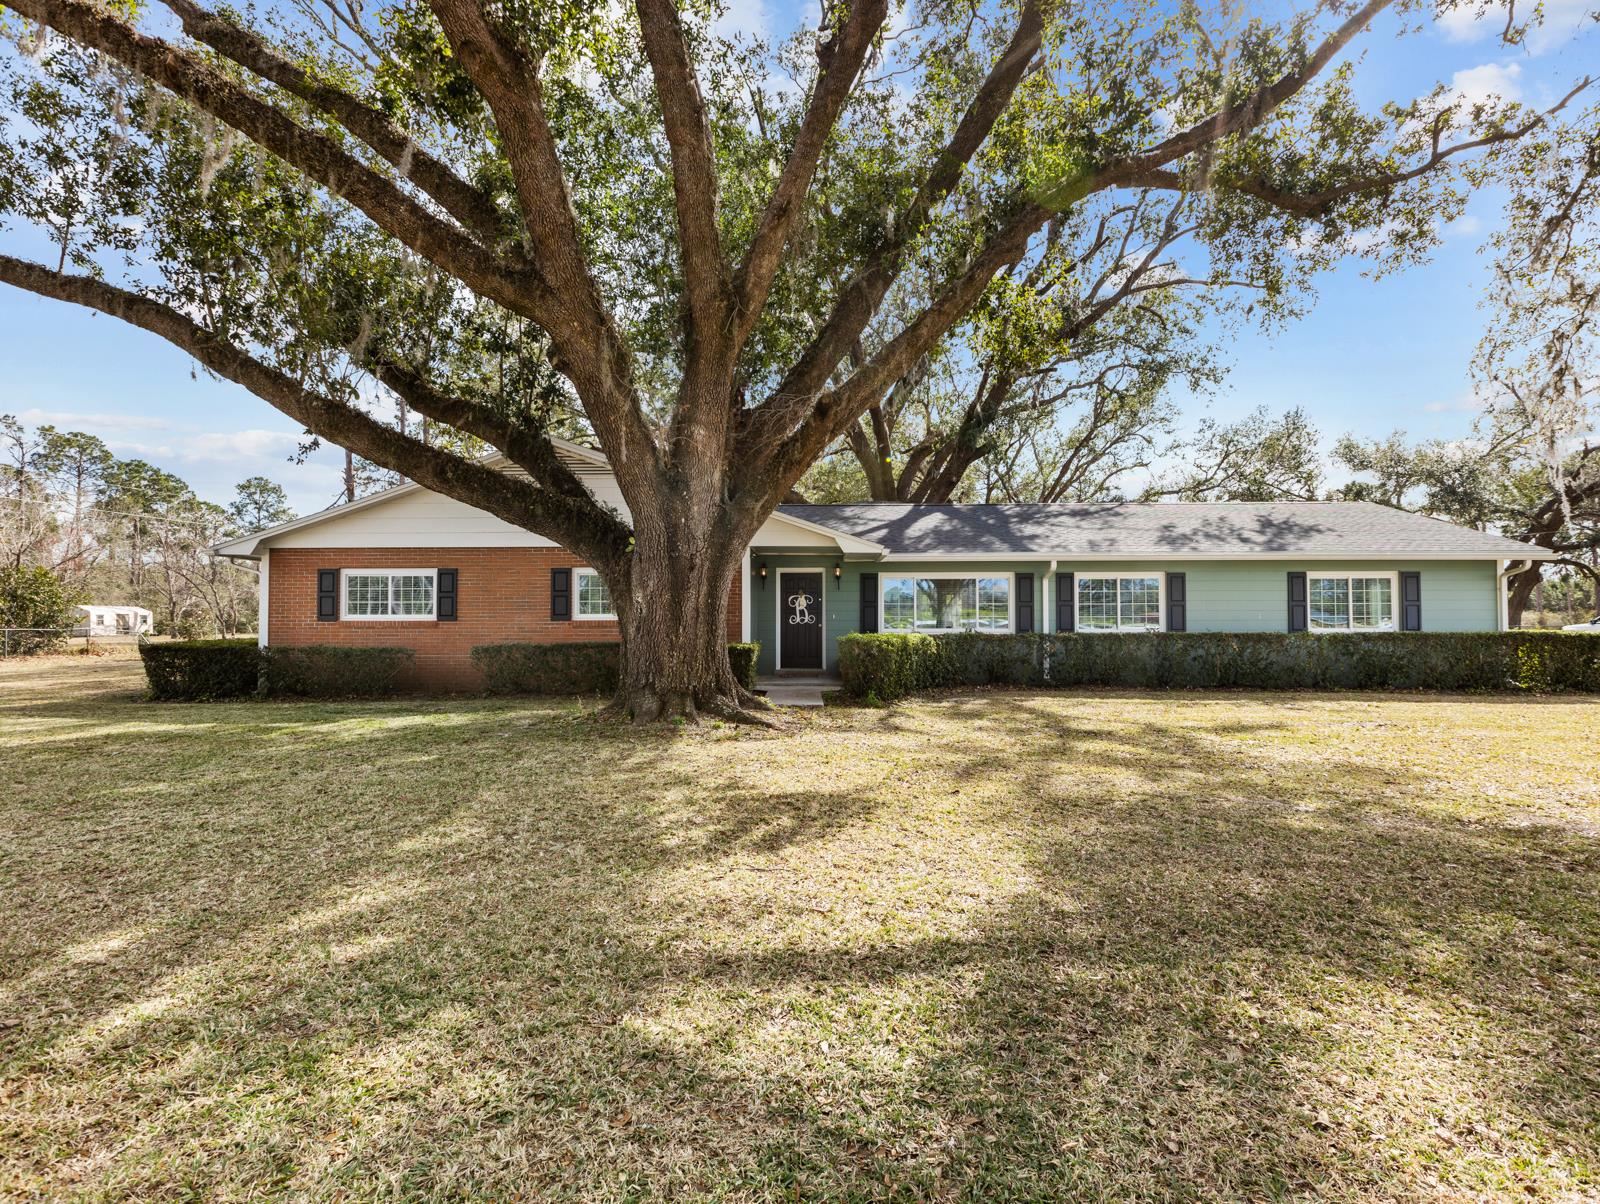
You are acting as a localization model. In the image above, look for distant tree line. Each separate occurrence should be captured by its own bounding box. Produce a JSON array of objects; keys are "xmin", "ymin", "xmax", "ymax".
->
[{"xmin": 0, "ymin": 415, "xmax": 294, "ymax": 637}]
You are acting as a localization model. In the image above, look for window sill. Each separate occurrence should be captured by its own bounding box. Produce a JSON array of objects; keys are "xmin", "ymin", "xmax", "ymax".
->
[
  {"xmin": 882, "ymin": 628, "xmax": 1015, "ymax": 636},
  {"xmin": 338, "ymin": 616, "xmax": 439, "ymax": 623}
]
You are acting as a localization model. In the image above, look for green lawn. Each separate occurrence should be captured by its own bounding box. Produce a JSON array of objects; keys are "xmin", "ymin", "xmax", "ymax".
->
[{"xmin": 3, "ymin": 654, "xmax": 1599, "ymax": 1201}]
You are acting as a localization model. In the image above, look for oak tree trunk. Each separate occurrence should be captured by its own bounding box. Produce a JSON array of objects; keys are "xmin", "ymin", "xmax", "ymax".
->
[
  {"xmin": 611, "ymin": 525, "xmax": 751, "ymax": 723},
  {"xmin": 600, "ymin": 356, "xmax": 772, "ymax": 723},
  {"xmin": 1507, "ymin": 566, "xmax": 1542, "ymax": 628}
]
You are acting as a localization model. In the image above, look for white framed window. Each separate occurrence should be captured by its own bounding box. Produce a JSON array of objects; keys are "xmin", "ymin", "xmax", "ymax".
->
[
  {"xmin": 1308, "ymin": 572, "xmax": 1396, "ymax": 632},
  {"xmin": 1076, "ymin": 574, "xmax": 1164, "ymax": 633},
  {"xmin": 341, "ymin": 569, "xmax": 437, "ymax": 620},
  {"xmin": 880, "ymin": 573, "xmax": 1013, "ymax": 634},
  {"xmin": 573, "ymin": 567, "xmax": 617, "ymax": 620}
]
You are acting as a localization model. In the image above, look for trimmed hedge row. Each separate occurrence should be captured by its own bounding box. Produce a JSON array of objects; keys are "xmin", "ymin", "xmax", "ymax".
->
[
  {"xmin": 472, "ymin": 641, "xmax": 763, "ymax": 695},
  {"xmin": 260, "ymin": 646, "xmax": 415, "ymax": 698},
  {"xmin": 139, "ymin": 640, "xmax": 414, "ymax": 700},
  {"xmin": 139, "ymin": 639, "xmax": 263, "ymax": 700},
  {"xmin": 837, "ymin": 631, "xmax": 1600, "ymax": 701}
]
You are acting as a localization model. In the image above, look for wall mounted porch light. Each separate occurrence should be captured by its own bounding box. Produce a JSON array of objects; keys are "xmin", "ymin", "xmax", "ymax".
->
[
  {"xmin": 833, "ymin": 562, "xmax": 842, "ymax": 582},
  {"xmin": 759, "ymin": 562, "xmax": 768, "ymax": 589}
]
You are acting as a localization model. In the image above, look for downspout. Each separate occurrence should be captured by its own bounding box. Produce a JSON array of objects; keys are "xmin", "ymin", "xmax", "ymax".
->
[
  {"xmin": 1043, "ymin": 558, "xmax": 1058, "ymax": 683},
  {"xmin": 1498, "ymin": 559, "xmax": 1535, "ymax": 631},
  {"xmin": 1045, "ymin": 559, "xmax": 1058, "ymax": 632}
]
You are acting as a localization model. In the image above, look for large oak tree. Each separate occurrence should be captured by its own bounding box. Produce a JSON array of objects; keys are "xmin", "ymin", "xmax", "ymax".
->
[{"xmin": 0, "ymin": 0, "xmax": 1584, "ymax": 718}]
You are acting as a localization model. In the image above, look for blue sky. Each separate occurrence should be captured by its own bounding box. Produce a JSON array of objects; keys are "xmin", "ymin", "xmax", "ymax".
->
[{"xmin": 1, "ymin": 0, "xmax": 1595, "ymax": 515}]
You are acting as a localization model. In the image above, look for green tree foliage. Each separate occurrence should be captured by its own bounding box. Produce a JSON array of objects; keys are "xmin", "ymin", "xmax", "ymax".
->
[
  {"xmin": 1333, "ymin": 96, "xmax": 1600, "ymax": 624},
  {"xmin": 0, "ymin": 563, "xmax": 78, "ymax": 648},
  {"xmin": 0, "ymin": 0, "xmax": 1589, "ymax": 715},
  {"xmin": 229, "ymin": 476, "xmax": 295, "ymax": 531},
  {"xmin": 0, "ymin": 413, "xmax": 288, "ymax": 635}
]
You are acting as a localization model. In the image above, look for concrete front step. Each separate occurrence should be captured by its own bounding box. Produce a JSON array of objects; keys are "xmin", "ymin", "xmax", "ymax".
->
[{"xmin": 757, "ymin": 675, "xmax": 838, "ymax": 708}]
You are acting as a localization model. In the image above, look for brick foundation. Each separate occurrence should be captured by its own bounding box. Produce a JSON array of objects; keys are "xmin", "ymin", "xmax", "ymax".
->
[{"xmin": 266, "ymin": 548, "xmax": 743, "ymax": 691}]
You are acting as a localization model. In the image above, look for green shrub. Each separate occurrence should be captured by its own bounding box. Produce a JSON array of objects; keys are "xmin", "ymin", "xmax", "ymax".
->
[
  {"xmin": 473, "ymin": 641, "xmax": 620, "ymax": 694},
  {"xmin": 727, "ymin": 642, "xmax": 760, "ymax": 691},
  {"xmin": 473, "ymin": 641, "xmax": 766, "ymax": 695},
  {"xmin": 837, "ymin": 633, "xmax": 947, "ymax": 701},
  {"xmin": 0, "ymin": 565, "xmax": 79, "ymax": 654},
  {"xmin": 261, "ymin": 646, "xmax": 415, "ymax": 698},
  {"xmin": 838, "ymin": 630, "xmax": 1600, "ymax": 701},
  {"xmin": 139, "ymin": 638, "xmax": 261, "ymax": 700}
]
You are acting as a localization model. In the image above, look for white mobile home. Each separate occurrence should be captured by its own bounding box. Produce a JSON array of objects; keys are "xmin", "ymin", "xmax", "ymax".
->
[{"xmin": 72, "ymin": 605, "xmax": 153, "ymax": 637}]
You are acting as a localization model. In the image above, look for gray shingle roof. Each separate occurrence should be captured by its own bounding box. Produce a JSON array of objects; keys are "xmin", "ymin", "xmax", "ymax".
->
[{"xmin": 775, "ymin": 500, "xmax": 1549, "ymax": 559}]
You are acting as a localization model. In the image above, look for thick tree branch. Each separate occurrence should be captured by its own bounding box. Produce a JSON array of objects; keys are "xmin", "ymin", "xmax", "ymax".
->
[
  {"xmin": 742, "ymin": 1, "xmax": 1044, "ymax": 451},
  {"xmin": 635, "ymin": 0, "xmax": 730, "ymax": 335},
  {"xmin": 760, "ymin": 203, "xmax": 1048, "ymax": 487},
  {"xmin": 7, "ymin": 0, "xmax": 540, "ymax": 317},
  {"xmin": 749, "ymin": 0, "xmax": 1404, "ymax": 500},
  {"xmin": 1100, "ymin": 0, "xmax": 1393, "ymax": 188},
  {"xmin": 0, "ymin": 254, "xmax": 632, "ymax": 562},
  {"xmin": 732, "ymin": 0, "xmax": 889, "ymax": 340},
  {"xmin": 366, "ymin": 358, "xmax": 602, "ymax": 507},
  {"xmin": 1135, "ymin": 75, "xmax": 1594, "ymax": 218},
  {"xmin": 426, "ymin": 0, "xmax": 659, "ymax": 475},
  {"xmin": 158, "ymin": 0, "xmax": 513, "ymax": 248}
]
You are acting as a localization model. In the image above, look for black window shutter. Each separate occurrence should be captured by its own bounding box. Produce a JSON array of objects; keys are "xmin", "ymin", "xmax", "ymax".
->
[
  {"xmin": 859, "ymin": 572, "xmax": 878, "ymax": 633},
  {"xmin": 551, "ymin": 567, "xmax": 571, "ymax": 621},
  {"xmin": 1056, "ymin": 572, "xmax": 1075, "ymax": 632},
  {"xmin": 1167, "ymin": 572, "xmax": 1187, "ymax": 632},
  {"xmin": 1016, "ymin": 573, "xmax": 1034, "ymax": 633},
  {"xmin": 1401, "ymin": 571, "xmax": 1422, "ymax": 631},
  {"xmin": 317, "ymin": 569, "xmax": 339, "ymax": 621},
  {"xmin": 437, "ymin": 569, "xmax": 458, "ymax": 621},
  {"xmin": 1287, "ymin": 571, "xmax": 1308, "ymax": 633}
]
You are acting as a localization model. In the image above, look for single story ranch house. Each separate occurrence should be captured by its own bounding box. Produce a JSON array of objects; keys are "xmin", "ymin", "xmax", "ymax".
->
[{"xmin": 215, "ymin": 439, "xmax": 1553, "ymax": 689}]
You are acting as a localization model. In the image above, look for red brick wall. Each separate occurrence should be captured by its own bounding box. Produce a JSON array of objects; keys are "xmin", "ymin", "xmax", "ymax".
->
[{"xmin": 267, "ymin": 547, "xmax": 744, "ymax": 690}]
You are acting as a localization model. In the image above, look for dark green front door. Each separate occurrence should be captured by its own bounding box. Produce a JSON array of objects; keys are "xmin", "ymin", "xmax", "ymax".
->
[{"xmin": 780, "ymin": 572, "xmax": 824, "ymax": 670}]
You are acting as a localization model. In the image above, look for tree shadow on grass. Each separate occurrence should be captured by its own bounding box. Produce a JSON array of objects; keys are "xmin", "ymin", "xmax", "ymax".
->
[{"xmin": 3, "ymin": 676, "xmax": 1598, "ymax": 1199}]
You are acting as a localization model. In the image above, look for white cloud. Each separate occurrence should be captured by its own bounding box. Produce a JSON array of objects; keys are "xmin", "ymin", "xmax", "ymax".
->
[
  {"xmin": 1424, "ymin": 387, "xmax": 1493, "ymax": 415},
  {"xmin": 1447, "ymin": 60, "xmax": 1523, "ymax": 106},
  {"xmin": 109, "ymin": 429, "xmax": 303, "ymax": 465},
  {"xmin": 1437, "ymin": 0, "xmax": 1595, "ymax": 54},
  {"xmin": 714, "ymin": 0, "xmax": 772, "ymax": 40},
  {"xmin": 14, "ymin": 408, "xmax": 172, "ymax": 431},
  {"xmin": 174, "ymin": 430, "xmax": 305, "ymax": 463}
]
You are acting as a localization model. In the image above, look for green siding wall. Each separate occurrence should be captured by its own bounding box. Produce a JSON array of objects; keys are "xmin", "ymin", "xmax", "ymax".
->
[
  {"xmin": 1179, "ymin": 560, "xmax": 1498, "ymax": 634},
  {"xmin": 746, "ymin": 553, "xmax": 1501, "ymax": 676}
]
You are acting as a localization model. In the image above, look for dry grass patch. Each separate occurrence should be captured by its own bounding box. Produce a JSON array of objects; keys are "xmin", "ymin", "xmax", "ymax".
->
[{"xmin": 2, "ymin": 655, "xmax": 1598, "ymax": 1200}]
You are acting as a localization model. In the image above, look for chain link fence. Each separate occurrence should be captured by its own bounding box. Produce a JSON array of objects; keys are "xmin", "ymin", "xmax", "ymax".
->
[{"xmin": 1, "ymin": 627, "xmax": 70, "ymax": 657}]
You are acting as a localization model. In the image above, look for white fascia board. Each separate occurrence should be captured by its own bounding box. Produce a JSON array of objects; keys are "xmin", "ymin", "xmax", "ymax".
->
[{"xmin": 759, "ymin": 510, "xmax": 885, "ymax": 554}]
